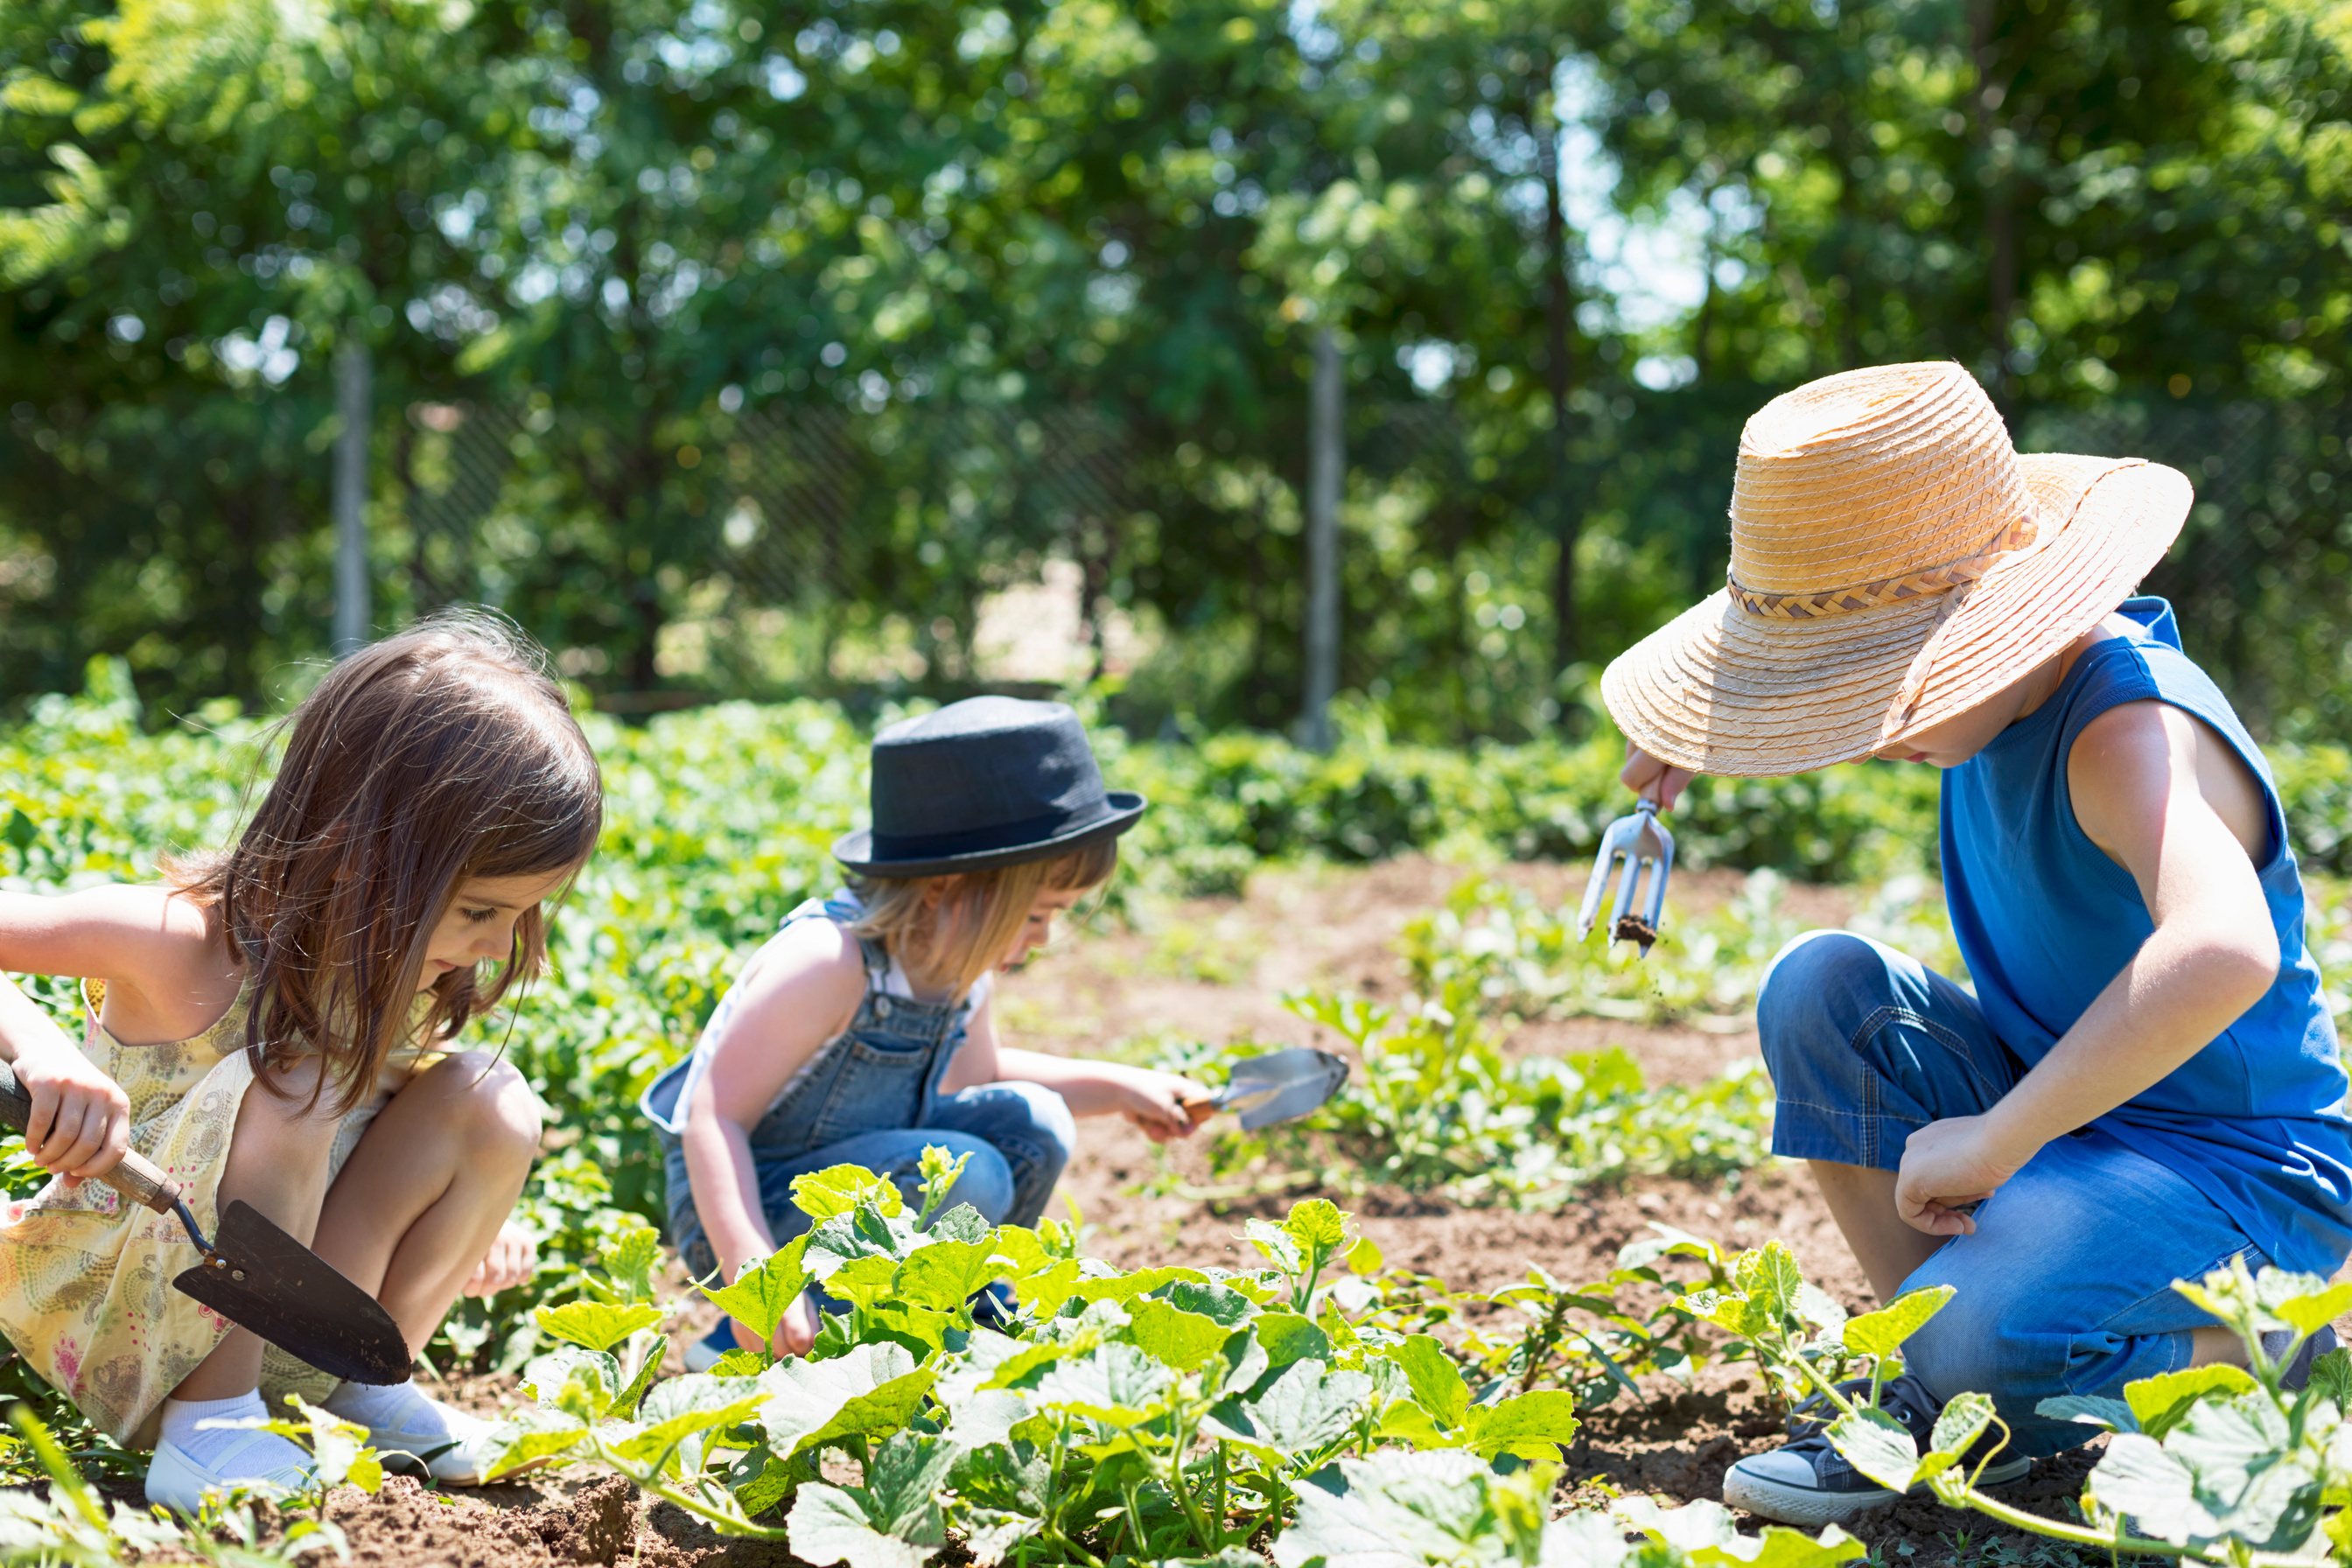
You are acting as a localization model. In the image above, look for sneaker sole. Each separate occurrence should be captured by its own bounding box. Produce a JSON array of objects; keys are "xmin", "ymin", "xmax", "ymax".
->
[{"xmin": 1724, "ymin": 1456, "xmax": 2031, "ymax": 1527}]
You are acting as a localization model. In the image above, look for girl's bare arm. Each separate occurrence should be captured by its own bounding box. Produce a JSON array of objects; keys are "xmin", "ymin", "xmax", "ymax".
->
[
  {"xmin": 0, "ymin": 884, "xmax": 228, "ymax": 1183},
  {"xmin": 677, "ymin": 920, "xmax": 866, "ymax": 1282},
  {"xmin": 947, "ymin": 996, "xmax": 1210, "ymax": 1143}
]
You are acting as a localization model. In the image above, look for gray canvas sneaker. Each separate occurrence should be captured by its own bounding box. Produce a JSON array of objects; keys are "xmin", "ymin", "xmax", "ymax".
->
[{"xmin": 1722, "ymin": 1373, "xmax": 2029, "ymax": 1528}]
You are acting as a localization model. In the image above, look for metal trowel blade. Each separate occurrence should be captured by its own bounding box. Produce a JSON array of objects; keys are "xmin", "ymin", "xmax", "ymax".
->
[
  {"xmin": 172, "ymin": 1200, "xmax": 414, "ymax": 1385},
  {"xmin": 1218, "ymin": 1046, "xmax": 1351, "ymax": 1130}
]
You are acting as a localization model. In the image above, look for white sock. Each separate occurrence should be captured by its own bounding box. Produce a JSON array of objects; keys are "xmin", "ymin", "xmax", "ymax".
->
[
  {"xmin": 323, "ymin": 1378, "xmax": 467, "ymax": 1438},
  {"xmin": 158, "ymin": 1392, "xmax": 312, "ymax": 1477}
]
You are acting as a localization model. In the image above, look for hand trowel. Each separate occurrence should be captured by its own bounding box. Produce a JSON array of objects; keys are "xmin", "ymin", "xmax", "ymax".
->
[
  {"xmin": 0, "ymin": 1063, "xmax": 414, "ymax": 1384},
  {"xmin": 1184, "ymin": 1046, "xmax": 1350, "ymax": 1130}
]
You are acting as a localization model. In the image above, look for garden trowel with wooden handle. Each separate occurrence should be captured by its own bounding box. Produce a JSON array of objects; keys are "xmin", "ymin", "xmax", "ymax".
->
[
  {"xmin": 1184, "ymin": 1047, "xmax": 1350, "ymax": 1130},
  {"xmin": 0, "ymin": 1061, "xmax": 413, "ymax": 1384}
]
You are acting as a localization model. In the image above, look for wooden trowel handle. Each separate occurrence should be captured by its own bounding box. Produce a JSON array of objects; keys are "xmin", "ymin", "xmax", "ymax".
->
[{"xmin": 0, "ymin": 1060, "xmax": 186, "ymax": 1215}]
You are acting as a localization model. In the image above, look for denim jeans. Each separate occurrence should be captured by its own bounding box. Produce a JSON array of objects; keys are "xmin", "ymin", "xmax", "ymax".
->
[{"xmin": 1758, "ymin": 929, "xmax": 2267, "ymax": 1459}]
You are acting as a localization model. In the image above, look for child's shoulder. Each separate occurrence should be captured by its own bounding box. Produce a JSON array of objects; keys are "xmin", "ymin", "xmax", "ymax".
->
[{"xmin": 731, "ymin": 908, "xmax": 871, "ymax": 1012}]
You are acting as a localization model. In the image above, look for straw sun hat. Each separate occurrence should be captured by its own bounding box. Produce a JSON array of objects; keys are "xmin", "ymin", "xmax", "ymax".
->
[{"xmin": 1600, "ymin": 361, "xmax": 2193, "ymax": 777}]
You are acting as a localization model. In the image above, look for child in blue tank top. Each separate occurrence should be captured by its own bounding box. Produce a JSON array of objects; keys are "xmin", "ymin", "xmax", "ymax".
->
[
  {"xmin": 642, "ymin": 697, "xmax": 1211, "ymax": 1367},
  {"xmin": 1602, "ymin": 363, "xmax": 2352, "ymax": 1527}
]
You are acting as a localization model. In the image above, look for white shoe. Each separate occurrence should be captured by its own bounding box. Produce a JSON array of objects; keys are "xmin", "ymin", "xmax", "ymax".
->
[
  {"xmin": 360, "ymin": 1403, "xmax": 498, "ymax": 1484},
  {"xmin": 145, "ymin": 1438, "xmax": 315, "ymax": 1515}
]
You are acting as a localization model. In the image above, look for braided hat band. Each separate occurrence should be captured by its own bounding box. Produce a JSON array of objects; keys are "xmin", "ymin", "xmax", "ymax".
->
[
  {"xmin": 1725, "ymin": 511, "xmax": 2043, "ymax": 621},
  {"xmin": 1598, "ymin": 361, "xmax": 2194, "ymax": 778}
]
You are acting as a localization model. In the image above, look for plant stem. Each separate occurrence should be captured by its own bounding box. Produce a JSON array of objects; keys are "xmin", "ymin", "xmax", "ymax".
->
[{"xmin": 1950, "ymin": 1486, "xmax": 2241, "ymax": 1564}]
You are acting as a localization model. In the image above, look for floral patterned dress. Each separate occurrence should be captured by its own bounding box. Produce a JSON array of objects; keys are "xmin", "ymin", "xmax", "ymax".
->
[{"xmin": 0, "ymin": 980, "xmax": 423, "ymax": 1447}]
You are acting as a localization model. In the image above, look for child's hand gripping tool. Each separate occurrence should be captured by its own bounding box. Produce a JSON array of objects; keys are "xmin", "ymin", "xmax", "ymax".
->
[
  {"xmin": 0, "ymin": 1061, "xmax": 414, "ymax": 1384},
  {"xmin": 1577, "ymin": 796, "xmax": 1675, "ymax": 957}
]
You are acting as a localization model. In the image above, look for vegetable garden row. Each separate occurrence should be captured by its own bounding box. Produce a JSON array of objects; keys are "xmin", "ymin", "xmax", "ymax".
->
[{"xmin": 4, "ymin": 664, "xmax": 2352, "ymax": 1565}]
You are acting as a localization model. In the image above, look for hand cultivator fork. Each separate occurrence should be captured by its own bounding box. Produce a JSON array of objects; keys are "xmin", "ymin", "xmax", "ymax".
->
[{"xmin": 1577, "ymin": 797, "xmax": 1675, "ymax": 957}]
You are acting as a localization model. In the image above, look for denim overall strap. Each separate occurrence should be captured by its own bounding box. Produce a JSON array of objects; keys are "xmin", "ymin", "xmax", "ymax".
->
[{"xmin": 747, "ymin": 933, "xmax": 973, "ymax": 1154}]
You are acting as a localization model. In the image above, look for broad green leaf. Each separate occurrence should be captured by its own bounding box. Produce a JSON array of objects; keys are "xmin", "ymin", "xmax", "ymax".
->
[
  {"xmin": 1208, "ymin": 1359, "xmax": 1376, "ymax": 1460},
  {"xmin": 1927, "ymin": 1390, "xmax": 1994, "ymax": 1458},
  {"xmin": 1617, "ymin": 1496, "xmax": 1865, "ymax": 1566},
  {"xmin": 1374, "ymin": 1398, "xmax": 1449, "ymax": 1449},
  {"xmin": 2034, "ymin": 1394, "xmax": 2137, "ymax": 1432},
  {"xmin": 961, "ymin": 1507, "xmax": 1042, "ymax": 1568},
  {"xmin": 928, "ymin": 1203, "xmax": 990, "ymax": 1243},
  {"xmin": 2162, "ymin": 1392, "xmax": 2319, "ymax": 1545},
  {"xmin": 1157, "ymin": 1278, "xmax": 1258, "ymax": 1326},
  {"xmin": 1031, "ymin": 1344, "xmax": 1174, "ymax": 1426},
  {"xmin": 1281, "ymin": 1198, "xmax": 1349, "ymax": 1256},
  {"xmin": 893, "ymin": 1239, "xmax": 998, "ymax": 1312},
  {"xmin": 598, "ymin": 1222, "xmax": 666, "ymax": 1305},
  {"xmin": 1268, "ymin": 1450, "xmax": 1494, "ymax": 1568},
  {"xmin": 612, "ymin": 1376, "xmax": 766, "ymax": 1468},
  {"xmin": 1344, "ymin": 1236, "xmax": 1383, "ymax": 1276},
  {"xmin": 943, "ymin": 1389, "xmax": 1030, "ymax": 1450},
  {"xmin": 732, "ymin": 1450, "xmax": 807, "ymax": 1520},
  {"xmin": 1244, "ymin": 1217, "xmax": 1304, "ymax": 1273},
  {"xmin": 2309, "ymin": 1347, "xmax": 2352, "ymax": 1408},
  {"xmin": 2273, "ymin": 1281, "xmax": 2352, "ymax": 1335},
  {"xmin": 1676, "ymin": 1287, "xmax": 1766, "ymax": 1339},
  {"xmin": 1255, "ymin": 1311, "xmax": 1334, "ymax": 1369},
  {"xmin": 1128, "ymin": 1298, "xmax": 1228, "ymax": 1372},
  {"xmin": 788, "ymin": 1481, "xmax": 942, "ymax": 1568},
  {"xmin": 536, "ymin": 1299, "xmax": 665, "ymax": 1355},
  {"xmin": 703, "ymin": 1236, "xmax": 814, "ymax": 1342},
  {"xmin": 2124, "ymin": 1364, "xmax": 2259, "ymax": 1440},
  {"xmin": 793, "ymin": 1165, "xmax": 905, "ymax": 1221},
  {"xmin": 2084, "ymin": 1432, "xmax": 2212, "ymax": 1546},
  {"xmin": 476, "ymin": 1406, "xmax": 590, "ymax": 1481},
  {"xmin": 521, "ymin": 1346, "xmax": 620, "ymax": 1421},
  {"xmin": 828, "ymin": 1255, "xmax": 906, "ymax": 1310},
  {"xmin": 980, "ymin": 1336, "xmax": 1091, "ymax": 1392},
  {"xmin": 1375, "ymin": 1334, "xmax": 1470, "ymax": 1431},
  {"xmin": 1840, "ymin": 1285, "xmax": 1953, "ymax": 1358},
  {"xmin": 759, "ymin": 1343, "xmax": 939, "ymax": 1459},
  {"xmin": 1461, "ymin": 1390, "xmax": 1580, "ymax": 1461},
  {"xmin": 1792, "ymin": 1282, "xmax": 1848, "ymax": 1333},
  {"xmin": 1733, "ymin": 1242, "xmax": 1803, "ymax": 1315},
  {"xmin": 1825, "ymin": 1407, "xmax": 1918, "ymax": 1493}
]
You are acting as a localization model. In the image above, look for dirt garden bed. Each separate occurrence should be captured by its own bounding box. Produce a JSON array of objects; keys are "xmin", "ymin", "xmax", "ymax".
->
[{"xmin": 112, "ymin": 860, "xmax": 2152, "ymax": 1566}]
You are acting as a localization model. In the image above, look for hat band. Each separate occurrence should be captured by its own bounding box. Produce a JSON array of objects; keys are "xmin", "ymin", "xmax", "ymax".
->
[
  {"xmin": 1726, "ymin": 511, "xmax": 2041, "ymax": 621},
  {"xmin": 866, "ymin": 802, "xmax": 1112, "ymax": 864}
]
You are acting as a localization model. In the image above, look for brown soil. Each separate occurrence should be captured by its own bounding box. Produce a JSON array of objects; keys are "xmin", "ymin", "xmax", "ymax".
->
[{"xmin": 118, "ymin": 859, "xmax": 2144, "ymax": 1566}]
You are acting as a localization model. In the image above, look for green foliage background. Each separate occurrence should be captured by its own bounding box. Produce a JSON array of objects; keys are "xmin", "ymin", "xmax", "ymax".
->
[{"xmin": 4, "ymin": 0, "xmax": 2352, "ymax": 741}]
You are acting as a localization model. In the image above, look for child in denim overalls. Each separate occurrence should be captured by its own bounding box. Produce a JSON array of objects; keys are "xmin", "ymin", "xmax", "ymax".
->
[{"xmin": 643, "ymin": 697, "xmax": 1209, "ymax": 1365}]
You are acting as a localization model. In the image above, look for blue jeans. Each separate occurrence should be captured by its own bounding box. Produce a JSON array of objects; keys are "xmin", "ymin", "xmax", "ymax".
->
[
  {"xmin": 664, "ymin": 1080, "xmax": 1076, "ymax": 1284},
  {"xmin": 1759, "ymin": 930, "xmax": 2266, "ymax": 1459}
]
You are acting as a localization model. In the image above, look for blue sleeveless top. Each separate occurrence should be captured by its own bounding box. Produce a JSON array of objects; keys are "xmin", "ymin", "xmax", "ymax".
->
[{"xmin": 1942, "ymin": 598, "xmax": 2352, "ymax": 1278}]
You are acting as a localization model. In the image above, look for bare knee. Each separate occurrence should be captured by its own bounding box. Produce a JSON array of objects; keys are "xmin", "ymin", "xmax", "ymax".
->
[{"xmin": 416, "ymin": 1052, "xmax": 542, "ymax": 1166}]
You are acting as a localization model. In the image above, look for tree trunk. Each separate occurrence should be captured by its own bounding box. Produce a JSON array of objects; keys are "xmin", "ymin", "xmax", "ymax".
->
[
  {"xmin": 1536, "ymin": 54, "xmax": 1578, "ymax": 676},
  {"xmin": 1972, "ymin": 0, "xmax": 2018, "ymax": 414}
]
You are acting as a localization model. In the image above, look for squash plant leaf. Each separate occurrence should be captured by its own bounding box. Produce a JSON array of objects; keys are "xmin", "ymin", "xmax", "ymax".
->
[
  {"xmin": 1250, "ymin": 1311, "xmax": 1333, "ymax": 1371},
  {"xmin": 2034, "ymin": 1394, "xmax": 2138, "ymax": 1433},
  {"xmin": 759, "ymin": 1343, "xmax": 939, "ymax": 1459},
  {"xmin": 535, "ymin": 1299, "xmax": 665, "ymax": 1355},
  {"xmin": 1127, "ymin": 1298, "xmax": 1228, "ymax": 1373},
  {"xmin": 1616, "ymin": 1495, "xmax": 1865, "ymax": 1567},
  {"xmin": 1030, "ymin": 1344, "xmax": 1175, "ymax": 1427},
  {"xmin": 793, "ymin": 1166, "xmax": 906, "ymax": 1222},
  {"xmin": 613, "ymin": 1375, "xmax": 767, "ymax": 1468},
  {"xmin": 2083, "ymin": 1432, "xmax": 2213, "ymax": 1547},
  {"xmin": 703, "ymin": 1236, "xmax": 815, "ymax": 1344},
  {"xmin": 1374, "ymin": 1334, "xmax": 1469, "ymax": 1431},
  {"xmin": 1461, "ymin": 1390, "xmax": 1580, "ymax": 1461},
  {"xmin": 520, "ymin": 1346, "xmax": 620, "ymax": 1421},
  {"xmin": 1825, "ymin": 1407, "xmax": 1918, "ymax": 1493},
  {"xmin": 2124, "ymin": 1365, "xmax": 2259, "ymax": 1441},
  {"xmin": 476, "ymin": 1405, "xmax": 592, "ymax": 1482},
  {"xmin": 1268, "ymin": 1451, "xmax": 1501, "ymax": 1568},
  {"xmin": 787, "ymin": 1434, "xmax": 953, "ymax": 1568},
  {"xmin": 1840, "ymin": 1286, "xmax": 1954, "ymax": 1359}
]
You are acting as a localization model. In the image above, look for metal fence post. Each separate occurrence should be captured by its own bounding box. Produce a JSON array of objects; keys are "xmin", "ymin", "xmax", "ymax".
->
[
  {"xmin": 332, "ymin": 336, "xmax": 372, "ymax": 655},
  {"xmin": 1302, "ymin": 328, "xmax": 1342, "ymax": 752}
]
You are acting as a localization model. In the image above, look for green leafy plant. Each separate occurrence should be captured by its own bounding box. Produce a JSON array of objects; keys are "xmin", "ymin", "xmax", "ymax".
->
[{"xmin": 1705, "ymin": 1241, "xmax": 2352, "ymax": 1565}]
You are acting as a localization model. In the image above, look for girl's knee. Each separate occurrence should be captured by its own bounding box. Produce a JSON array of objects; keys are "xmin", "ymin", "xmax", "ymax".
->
[
  {"xmin": 429, "ymin": 1052, "xmax": 542, "ymax": 1158},
  {"xmin": 995, "ymin": 1081, "xmax": 1076, "ymax": 1176}
]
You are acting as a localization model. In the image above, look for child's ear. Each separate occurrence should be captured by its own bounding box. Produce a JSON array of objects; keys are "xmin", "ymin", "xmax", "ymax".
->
[{"xmin": 920, "ymin": 878, "xmax": 950, "ymax": 913}]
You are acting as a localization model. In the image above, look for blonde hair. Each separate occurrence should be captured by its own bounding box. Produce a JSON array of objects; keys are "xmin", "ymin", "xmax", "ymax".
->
[{"xmin": 851, "ymin": 836, "xmax": 1118, "ymax": 996}]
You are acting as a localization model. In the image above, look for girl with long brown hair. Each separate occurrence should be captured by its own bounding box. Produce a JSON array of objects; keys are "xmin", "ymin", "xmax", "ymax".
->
[
  {"xmin": 0, "ymin": 612, "xmax": 602, "ymax": 1512},
  {"xmin": 642, "ymin": 696, "xmax": 1210, "ymax": 1368}
]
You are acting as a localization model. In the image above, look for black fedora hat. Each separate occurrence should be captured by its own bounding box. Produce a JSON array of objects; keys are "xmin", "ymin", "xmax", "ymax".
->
[{"xmin": 832, "ymin": 696, "xmax": 1147, "ymax": 878}]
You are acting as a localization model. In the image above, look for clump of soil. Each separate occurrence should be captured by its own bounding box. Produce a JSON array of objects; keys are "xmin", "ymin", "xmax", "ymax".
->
[{"xmin": 1612, "ymin": 913, "xmax": 1660, "ymax": 954}]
